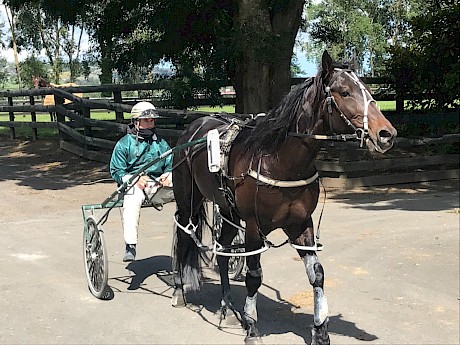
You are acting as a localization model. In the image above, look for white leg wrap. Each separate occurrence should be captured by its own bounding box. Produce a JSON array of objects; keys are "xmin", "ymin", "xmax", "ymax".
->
[
  {"xmin": 313, "ymin": 287, "xmax": 328, "ymax": 326},
  {"xmin": 171, "ymin": 287, "xmax": 185, "ymax": 307},
  {"xmin": 244, "ymin": 293, "xmax": 258, "ymax": 322},
  {"xmin": 303, "ymin": 254, "xmax": 319, "ymax": 284}
]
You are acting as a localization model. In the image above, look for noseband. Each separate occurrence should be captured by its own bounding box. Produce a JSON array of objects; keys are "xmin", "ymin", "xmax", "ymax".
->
[{"xmin": 325, "ymin": 68, "xmax": 374, "ymax": 147}]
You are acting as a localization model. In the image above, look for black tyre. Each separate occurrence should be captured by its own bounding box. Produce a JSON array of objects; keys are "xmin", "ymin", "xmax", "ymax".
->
[
  {"xmin": 83, "ymin": 216, "xmax": 108, "ymax": 299},
  {"xmin": 227, "ymin": 229, "xmax": 246, "ymax": 281}
]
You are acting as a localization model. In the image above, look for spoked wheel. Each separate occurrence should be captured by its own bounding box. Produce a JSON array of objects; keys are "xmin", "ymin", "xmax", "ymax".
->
[
  {"xmin": 83, "ymin": 215, "xmax": 108, "ymax": 299},
  {"xmin": 227, "ymin": 229, "xmax": 245, "ymax": 281}
]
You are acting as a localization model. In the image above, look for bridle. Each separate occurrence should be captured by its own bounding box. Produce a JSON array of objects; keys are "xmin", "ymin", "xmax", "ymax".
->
[
  {"xmin": 325, "ymin": 68, "xmax": 375, "ymax": 147},
  {"xmin": 290, "ymin": 68, "xmax": 374, "ymax": 147}
]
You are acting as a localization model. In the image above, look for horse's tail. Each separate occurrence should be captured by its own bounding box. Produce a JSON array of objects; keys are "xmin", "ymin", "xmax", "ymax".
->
[{"xmin": 172, "ymin": 202, "xmax": 207, "ymax": 292}]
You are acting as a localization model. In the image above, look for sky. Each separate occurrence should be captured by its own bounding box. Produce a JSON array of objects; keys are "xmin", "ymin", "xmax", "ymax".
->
[{"xmin": 295, "ymin": 47, "xmax": 318, "ymax": 77}]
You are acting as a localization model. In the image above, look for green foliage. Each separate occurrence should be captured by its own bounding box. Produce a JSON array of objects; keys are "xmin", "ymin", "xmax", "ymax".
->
[
  {"xmin": 81, "ymin": 60, "xmax": 91, "ymax": 80},
  {"xmin": 386, "ymin": 0, "xmax": 459, "ymax": 111},
  {"xmin": 301, "ymin": 0, "xmax": 426, "ymax": 75},
  {"xmin": 291, "ymin": 54, "xmax": 305, "ymax": 77},
  {"xmin": 4, "ymin": 0, "xmax": 87, "ymax": 84},
  {"xmin": 19, "ymin": 56, "xmax": 49, "ymax": 87},
  {"xmin": 0, "ymin": 58, "xmax": 10, "ymax": 88},
  {"xmin": 303, "ymin": 0, "xmax": 391, "ymax": 74}
]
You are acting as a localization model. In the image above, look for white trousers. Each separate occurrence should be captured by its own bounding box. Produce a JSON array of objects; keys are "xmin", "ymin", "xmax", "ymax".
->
[{"xmin": 121, "ymin": 173, "xmax": 172, "ymax": 245}]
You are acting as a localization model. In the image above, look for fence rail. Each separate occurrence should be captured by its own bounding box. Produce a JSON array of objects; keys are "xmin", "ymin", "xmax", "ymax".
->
[{"xmin": 1, "ymin": 82, "xmax": 458, "ymax": 189}]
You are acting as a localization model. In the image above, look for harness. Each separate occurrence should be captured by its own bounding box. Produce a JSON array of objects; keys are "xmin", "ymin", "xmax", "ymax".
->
[{"xmin": 176, "ymin": 69, "xmax": 375, "ymax": 257}]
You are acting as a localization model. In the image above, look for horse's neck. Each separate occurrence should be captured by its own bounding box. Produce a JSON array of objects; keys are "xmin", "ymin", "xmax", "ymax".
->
[{"xmin": 258, "ymin": 138, "xmax": 320, "ymax": 180}]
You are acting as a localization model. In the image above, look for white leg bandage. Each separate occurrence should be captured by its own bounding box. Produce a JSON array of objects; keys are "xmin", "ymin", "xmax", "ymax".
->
[
  {"xmin": 244, "ymin": 293, "xmax": 258, "ymax": 322},
  {"xmin": 314, "ymin": 287, "xmax": 328, "ymax": 326}
]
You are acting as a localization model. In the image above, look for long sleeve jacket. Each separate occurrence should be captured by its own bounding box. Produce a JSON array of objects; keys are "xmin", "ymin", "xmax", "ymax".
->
[{"xmin": 109, "ymin": 133, "xmax": 173, "ymax": 185}]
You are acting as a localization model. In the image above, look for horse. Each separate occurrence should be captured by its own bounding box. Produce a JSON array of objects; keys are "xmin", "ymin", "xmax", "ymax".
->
[
  {"xmin": 32, "ymin": 75, "xmax": 82, "ymax": 121},
  {"xmin": 171, "ymin": 50, "xmax": 397, "ymax": 345}
]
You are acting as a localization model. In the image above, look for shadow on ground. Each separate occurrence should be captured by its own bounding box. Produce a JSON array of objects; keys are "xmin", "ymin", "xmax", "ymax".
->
[
  {"xmin": 326, "ymin": 179, "xmax": 459, "ymax": 212},
  {"xmin": 107, "ymin": 254, "xmax": 379, "ymax": 344},
  {"xmin": 0, "ymin": 138, "xmax": 110, "ymax": 190}
]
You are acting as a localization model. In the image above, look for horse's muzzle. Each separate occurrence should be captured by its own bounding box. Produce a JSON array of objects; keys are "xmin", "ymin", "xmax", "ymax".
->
[{"xmin": 368, "ymin": 127, "xmax": 397, "ymax": 153}]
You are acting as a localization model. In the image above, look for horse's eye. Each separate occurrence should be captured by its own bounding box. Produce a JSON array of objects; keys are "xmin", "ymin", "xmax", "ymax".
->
[{"xmin": 340, "ymin": 91, "xmax": 350, "ymax": 97}]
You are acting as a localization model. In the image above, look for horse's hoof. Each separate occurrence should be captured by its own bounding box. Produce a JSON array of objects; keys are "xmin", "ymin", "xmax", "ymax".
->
[
  {"xmin": 171, "ymin": 289, "xmax": 186, "ymax": 308},
  {"xmin": 224, "ymin": 312, "xmax": 240, "ymax": 326},
  {"xmin": 244, "ymin": 336, "xmax": 263, "ymax": 345},
  {"xmin": 311, "ymin": 327, "xmax": 330, "ymax": 345}
]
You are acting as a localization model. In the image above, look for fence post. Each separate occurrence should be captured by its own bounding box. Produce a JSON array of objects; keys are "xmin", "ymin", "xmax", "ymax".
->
[
  {"xmin": 396, "ymin": 95, "xmax": 404, "ymax": 113},
  {"xmin": 81, "ymin": 105, "xmax": 92, "ymax": 145},
  {"xmin": 29, "ymin": 95, "xmax": 38, "ymax": 140},
  {"xmin": 54, "ymin": 94, "xmax": 65, "ymax": 140},
  {"xmin": 113, "ymin": 90, "xmax": 124, "ymax": 122},
  {"xmin": 7, "ymin": 96, "xmax": 16, "ymax": 139}
]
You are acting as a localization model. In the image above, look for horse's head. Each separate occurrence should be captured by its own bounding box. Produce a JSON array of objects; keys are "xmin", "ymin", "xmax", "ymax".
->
[
  {"xmin": 32, "ymin": 76, "xmax": 51, "ymax": 88},
  {"xmin": 32, "ymin": 75, "xmax": 39, "ymax": 89},
  {"xmin": 319, "ymin": 51, "xmax": 397, "ymax": 153}
]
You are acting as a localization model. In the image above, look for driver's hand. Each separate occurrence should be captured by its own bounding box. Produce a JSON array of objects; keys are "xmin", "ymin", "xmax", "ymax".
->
[
  {"xmin": 136, "ymin": 175, "xmax": 150, "ymax": 190},
  {"xmin": 158, "ymin": 172, "xmax": 172, "ymax": 187}
]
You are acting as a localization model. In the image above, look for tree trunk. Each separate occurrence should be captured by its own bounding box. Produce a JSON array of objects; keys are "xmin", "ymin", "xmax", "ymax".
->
[
  {"xmin": 4, "ymin": 6, "xmax": 21, "ymax": 88},
  {"xmin": 234, "ymin": 0, "xmax": 305, "ymax": 114},
  {"xmin": 99, "ymin": 42, "xmax": 114, "ymax": 96},
  {"xmin": 53, "ymin": 21, "xmax": 61, "ymax": 83},
  {"xmin": 37, "ymin": 8, "xmax": 55, "ymax": 69}
]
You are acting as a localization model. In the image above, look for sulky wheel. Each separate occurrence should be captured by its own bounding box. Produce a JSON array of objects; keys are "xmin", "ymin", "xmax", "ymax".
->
[
  {"xmin": 227, "ymin": 228, "xmax": 246, "ymax": 281},
  {"xmin": 83, "ymin": 215, "xmax": 108, "ymax": 299}
]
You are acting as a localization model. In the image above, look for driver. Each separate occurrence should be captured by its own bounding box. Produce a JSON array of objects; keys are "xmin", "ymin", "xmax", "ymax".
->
[{"xmin": 110, "ymin": 101, "xmax": 173, "ymax": 262}]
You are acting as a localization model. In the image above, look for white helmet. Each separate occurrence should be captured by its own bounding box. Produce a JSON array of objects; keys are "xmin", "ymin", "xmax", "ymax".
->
[{"xmin": 131, "ymin": 101, "xmax": 159, "ymax": 119}]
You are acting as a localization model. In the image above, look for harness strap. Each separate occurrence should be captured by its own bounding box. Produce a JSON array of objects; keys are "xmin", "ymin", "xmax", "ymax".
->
[
  {"xmin": 213, "ymin": 240, "xmax": 271, "ymax": 257},
  {"xmin": 288, "ymin": 240, "xmax": 323, "ymax": 251},
  {"xmin": 248, "ymin": 170, "xmax": 319, "ymax": 187},
  {"xmin": 173, "ymin": 215, "xmax": 209, "ymax": 250}
]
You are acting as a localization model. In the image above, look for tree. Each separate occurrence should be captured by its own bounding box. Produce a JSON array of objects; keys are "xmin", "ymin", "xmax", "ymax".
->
[
  {"xmin": 9, "ymin": 0, "xmax": 305, "ymax": 113},
  {"xmin": 2, "ymin": 2, "xmax": 22, "ymax": 87},
  {"xmin": 302, "ymin": 0, "xmax": 391, "ymax": 75},
  {"xmin": 0, "ymin": 57, "xmax": 9, "ymax": 88},
  {"xmin": 19, "ymin": 56, "xmax": 49, "ymax": 88},
  {"xmin": 301, "ymin": 0, "xmax": 425, "ymax": 76},
  {"xmin": 4, "ymin": 0, "xmax": 87, "ymax": 83},
  {"xmin": 386, "ymin": 0, "xmax": 459, "ymax": 111}
]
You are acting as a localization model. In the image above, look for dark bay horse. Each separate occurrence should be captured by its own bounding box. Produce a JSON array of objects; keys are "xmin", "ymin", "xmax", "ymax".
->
[{"xmin": 171, "ymin": 51, "xmax": 397, "ymax": 344}]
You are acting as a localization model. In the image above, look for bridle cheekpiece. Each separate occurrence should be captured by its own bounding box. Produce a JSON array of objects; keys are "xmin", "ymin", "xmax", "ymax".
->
[{"xmin": 325, "ymin": 68, "xmax": 374, "ymax": 147}]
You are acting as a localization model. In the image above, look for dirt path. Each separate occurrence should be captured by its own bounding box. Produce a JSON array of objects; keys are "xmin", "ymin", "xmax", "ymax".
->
[{"xmin": 0, "ymin": 139, "xmax": 458, "ymax": 344}]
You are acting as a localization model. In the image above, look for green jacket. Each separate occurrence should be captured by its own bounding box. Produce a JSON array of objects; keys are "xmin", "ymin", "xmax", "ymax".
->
[{"xmin": 110, "ymin": 133, "xmax": 173, "ymax": 185}]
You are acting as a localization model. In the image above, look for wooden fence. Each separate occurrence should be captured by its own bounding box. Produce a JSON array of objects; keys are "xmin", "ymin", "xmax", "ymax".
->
[{"xmin": 0, "ymin": 83, "xmax": 458, "ymax": 189}]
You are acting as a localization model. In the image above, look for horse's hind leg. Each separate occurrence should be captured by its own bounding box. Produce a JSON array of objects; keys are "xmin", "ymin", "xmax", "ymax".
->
[
  {"xmin": 295, "ymin": 217, "xmax": 330, "ymax": 345},
  {"xmin": 215, "ymin": 219, "xmax": 238, "ymax": 323},
  {"xmin": 171, "ymin": 161, "xmax": 204, "ymax": 307}
]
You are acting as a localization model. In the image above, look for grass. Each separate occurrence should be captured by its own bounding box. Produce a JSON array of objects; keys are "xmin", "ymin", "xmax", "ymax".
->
[
  {"xmin": 195, "ymin": 105, "xmax": 236, "ymax": 113},
  {"xmin": 376, "ymin": 100, "xmax": 396, "ymax": 112}
]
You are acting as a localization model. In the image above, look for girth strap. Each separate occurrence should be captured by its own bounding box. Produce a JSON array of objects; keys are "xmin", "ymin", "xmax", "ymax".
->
[{"xmin": 248, "ymin": 170, "xmax": 319, "ymax": 187}]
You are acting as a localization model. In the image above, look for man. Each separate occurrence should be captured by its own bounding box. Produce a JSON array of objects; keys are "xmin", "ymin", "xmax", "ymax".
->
[{"xmin": 110, "ymin": 101, "xmax": 173, "ymax": 262}]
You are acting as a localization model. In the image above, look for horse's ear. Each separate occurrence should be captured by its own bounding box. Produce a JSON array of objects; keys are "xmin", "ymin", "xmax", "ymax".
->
[{"xmin": 321, "ymin": 50, "xmax": 334, "ymax": 74}]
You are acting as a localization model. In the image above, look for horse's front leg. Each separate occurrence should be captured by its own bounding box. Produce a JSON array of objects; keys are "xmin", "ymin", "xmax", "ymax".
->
[{"xmin": 295, "ymin": 217, "xmax": 330, "ymax": 345}]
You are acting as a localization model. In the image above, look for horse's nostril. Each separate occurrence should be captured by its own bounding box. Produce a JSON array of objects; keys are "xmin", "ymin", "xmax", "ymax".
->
[{"xmin": 378, "ymin": 129, "xmax": 393, "ymax": 141}]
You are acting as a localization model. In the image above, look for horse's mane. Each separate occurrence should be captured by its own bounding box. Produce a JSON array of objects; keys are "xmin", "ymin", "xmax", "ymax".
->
[
  {"xmin": 244, "ymin": 58, "xmax": 354, "ymax": 156},
  {"xmin": 244, "ymin": 76, "xmax": 321, "ymax": 155}
]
